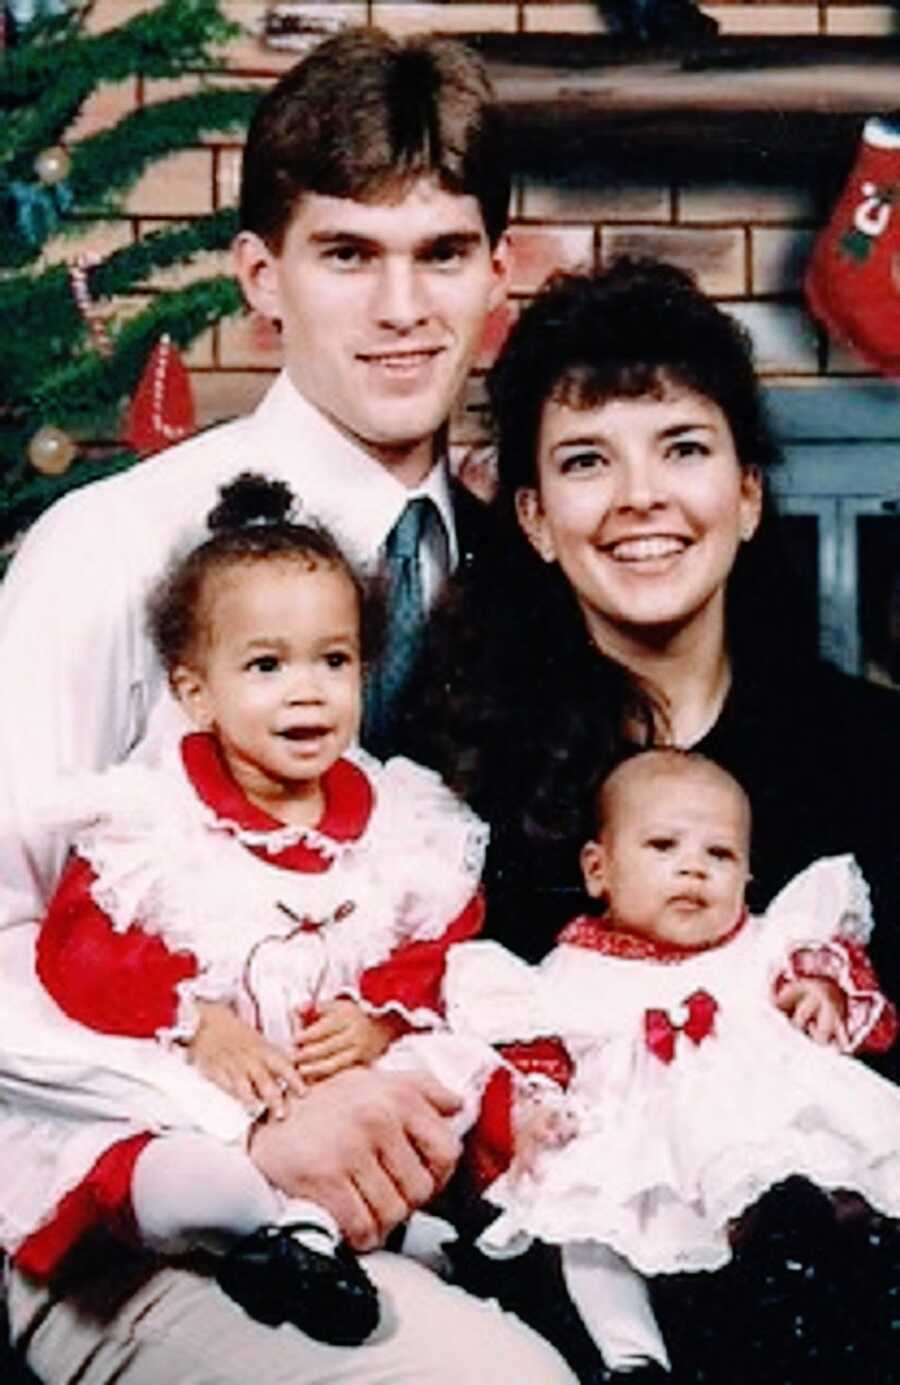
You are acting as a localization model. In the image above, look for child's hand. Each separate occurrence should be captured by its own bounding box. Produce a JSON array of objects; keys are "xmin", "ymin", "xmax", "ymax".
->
[
  {"xmin": 294, "ymin": 999, "xmax": 402, "ymax": 1083},
  {"xmin": 775, "ymin": 976, "xmax": 848, "ymax": 1049},
  {"xmin": 511, "ymin": 1089, "xmax": 579, "ymax": 1182},
  {"xmin": 187, "ymin": 1000, "xmax": 305, "ymax": 1117}
]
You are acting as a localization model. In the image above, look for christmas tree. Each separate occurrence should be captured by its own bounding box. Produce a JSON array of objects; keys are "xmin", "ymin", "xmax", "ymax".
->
[{"xmin": 0, "ymin": 0, "xmax": 261, "ymax": 562}]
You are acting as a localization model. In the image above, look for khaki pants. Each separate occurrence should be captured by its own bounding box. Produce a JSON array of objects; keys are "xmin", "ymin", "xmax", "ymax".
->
[{"xmin": 8, "ymin": 1239, "xmax": 576, "ymax": 1385}]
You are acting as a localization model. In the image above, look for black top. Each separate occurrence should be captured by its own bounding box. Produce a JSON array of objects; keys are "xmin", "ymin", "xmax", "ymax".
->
[
  {"xmin": 702, "ymin": 663, "xmax": 900, "ymax": 1036},
  {"xmin": 473, "ymin": 659, "xmax": 900, "ymax": 1081}
]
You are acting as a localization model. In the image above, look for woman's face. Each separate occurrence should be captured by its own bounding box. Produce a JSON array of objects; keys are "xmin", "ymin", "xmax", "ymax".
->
[{"xmin": 515, "ymin": 383, "xmax": 763, "ymax": 653}]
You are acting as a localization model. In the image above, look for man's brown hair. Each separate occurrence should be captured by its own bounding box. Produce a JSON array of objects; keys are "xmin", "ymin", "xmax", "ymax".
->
[{"xmin": 239, "ymin": 28, "xmax": 510, "ymax": 250}]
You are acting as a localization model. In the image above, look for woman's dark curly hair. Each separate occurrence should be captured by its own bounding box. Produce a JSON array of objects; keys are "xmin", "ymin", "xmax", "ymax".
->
[
  {"xmin": 488, "ymin": 257, "xmax": 780, "ymax": 509},
  {"xmin": 148, "ymin": 472, "xmax": 381, "ymax": 673}
]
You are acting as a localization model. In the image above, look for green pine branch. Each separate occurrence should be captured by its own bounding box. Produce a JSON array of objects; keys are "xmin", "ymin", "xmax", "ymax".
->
[
  {"xmin": 0, "ymin": 209, "xmax": 240, "ymax": 395},
  {"xmin": 72, "ymin": 87, "xmax": 261, "ymax": 208},
  {"xmin": 1, "ymin": 85, "xmax": 258, "ymax": 268},
  {"xmin": 31, "ymin": 275, "xmax": 244, "ymax": 432},
  {"xmin": 0, "ymin": 1, "xmax": 263, "ymax": 549},
  {"xmin": 0, "ymin": 0, "xmax": 236, "ymax": 153}
]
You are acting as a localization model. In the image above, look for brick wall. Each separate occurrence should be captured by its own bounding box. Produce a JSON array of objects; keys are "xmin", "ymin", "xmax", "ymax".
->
[{"xmin": 48, "ymin": 0, "xmax": 900, "ymax": 449}]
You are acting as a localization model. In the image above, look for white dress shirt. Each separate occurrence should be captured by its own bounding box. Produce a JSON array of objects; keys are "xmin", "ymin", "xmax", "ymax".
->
[{"xmin": 0, "ymin": 372, "xmax": 458, "ymax": 929}]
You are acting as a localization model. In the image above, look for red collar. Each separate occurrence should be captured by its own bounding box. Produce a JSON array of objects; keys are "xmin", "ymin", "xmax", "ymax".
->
[
  {"xmin": 180, "ymin": 732, "xmax": 373, "ymax": 873},
  {"xmin": 557, "ymin": 907, "xmax": 748, "ymax": 963}
]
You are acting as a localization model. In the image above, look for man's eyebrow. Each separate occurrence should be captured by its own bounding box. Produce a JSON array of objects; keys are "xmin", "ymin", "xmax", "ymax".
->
[
  {"xmin": 306, "ymin": 229, "xmax": 484, "ymax": 249},
  {"xmin": 307, "ymin": 231, "xmax": 378, "ymax": 248},
  {"xmin": 417, "ymin": 230, "xmax": 483, "ymax": 250}
]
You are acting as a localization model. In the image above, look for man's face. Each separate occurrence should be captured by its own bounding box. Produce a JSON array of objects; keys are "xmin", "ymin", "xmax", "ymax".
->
[{"xmin": 235, "ymin": 179, "xmax": 509, "ymax": 485}]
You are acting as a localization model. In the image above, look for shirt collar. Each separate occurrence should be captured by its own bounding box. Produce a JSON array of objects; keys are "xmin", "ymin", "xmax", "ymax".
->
[
  {"xmin": 180, "ymin": 732, "xmax": 373, "ymax": 872},
  {"xmin": 557, "ymin": 907, "xmax": 748, "ymax": 962},
  {"xmin": 256, "ymin": 372, "xmax": 454, "ymax": 572}
]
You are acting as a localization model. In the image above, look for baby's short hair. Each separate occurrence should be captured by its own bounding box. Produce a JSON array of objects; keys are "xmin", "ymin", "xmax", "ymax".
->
[
  {"xmin": 147, "ymin": 472, "xmax": 382, "ymax": 673},
  {"xmin": 594, "ymin": 748, "xmax": 751, "ymax": 840}
]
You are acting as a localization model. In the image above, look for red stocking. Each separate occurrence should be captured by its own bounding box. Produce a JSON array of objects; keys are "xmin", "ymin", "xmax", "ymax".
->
[{"xmin": 805, "ymin": 117, "xmax": 900, "ymax": 377}]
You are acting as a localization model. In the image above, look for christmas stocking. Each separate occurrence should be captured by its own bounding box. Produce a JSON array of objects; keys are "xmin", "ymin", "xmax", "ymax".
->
[{"xmin": 805, "ymin": 116, "xmax": 900, "ymax": 377}]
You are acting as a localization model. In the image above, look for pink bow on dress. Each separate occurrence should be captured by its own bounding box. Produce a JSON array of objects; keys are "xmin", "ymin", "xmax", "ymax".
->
[{"xmin": 644, "ymin": 989, "xmax": 718, "ymax": 1064}]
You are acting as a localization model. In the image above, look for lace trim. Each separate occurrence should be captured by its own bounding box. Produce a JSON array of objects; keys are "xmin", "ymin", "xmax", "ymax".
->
[
  {"xmin": 337, "ymin": 986, "xmax": 446, "ymax": 1032},
  {"xmin": 154, "ymin": 968, "xmax": 240, "ymax": 1049},
  {"xmin": 835, "ymin": 856, "xmax": 874, "ymax": 944},
  {"xmin": 558, "ymin": 909, "xmax": 747, "ymax": 962},
  {"xmin": 785, "ymin": 939, "xmax": 885, "ymax": 1051},
  {"xmin": 208, "ymin": 813, "xmax": 360, "ymax": 860},
  {"xmin": 481, "ymin": 1146, "xmax": 900, "ymax": 1277}
]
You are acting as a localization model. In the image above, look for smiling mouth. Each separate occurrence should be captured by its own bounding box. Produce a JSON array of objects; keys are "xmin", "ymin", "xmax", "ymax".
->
[
  {"xmin": 604, "ymin": 536, "xmax": 690, "ymax": 562},
  {"xmin": 277, "ymin": 726, "xmax": 331, "ymax": 742},
  {"xmin": 357, "ymin": 348, "xmax": 443, "ymax": 370}
]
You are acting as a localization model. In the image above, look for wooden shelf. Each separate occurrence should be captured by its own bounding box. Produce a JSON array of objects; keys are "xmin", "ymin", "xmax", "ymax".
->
[{"xmin": 455, "ymin": 35, "xmax": 900, "ymax": 180}]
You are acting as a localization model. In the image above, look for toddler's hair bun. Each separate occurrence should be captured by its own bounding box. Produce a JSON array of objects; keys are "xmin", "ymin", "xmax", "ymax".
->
[{"xmin": 207, "ymin": 472, "xmax": 294, "ymax": 533}]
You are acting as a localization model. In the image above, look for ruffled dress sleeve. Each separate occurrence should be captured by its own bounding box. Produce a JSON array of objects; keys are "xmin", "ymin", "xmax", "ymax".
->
[
  {"xmin": 370, "ymin": 755, "xmax": 489, "ymax": 937},
  {"xmin": 763, "ymin": 854, "xmax": 897, "ymax": 1052},
  {"xmin": 35, "ymin": 756, "xmax": 252, "ymax": 1044},
  {"xmin": 37, "ymin": 855, "xmax": 198, "ymax": 1039}
]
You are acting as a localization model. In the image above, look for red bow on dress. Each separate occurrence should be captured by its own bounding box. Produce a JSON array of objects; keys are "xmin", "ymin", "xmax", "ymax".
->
[{"xmin": 644, "ymin": 989, "xmax": 718, "ymax": 1064}]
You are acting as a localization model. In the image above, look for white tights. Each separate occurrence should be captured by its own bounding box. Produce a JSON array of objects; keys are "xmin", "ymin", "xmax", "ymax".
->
[
  {"xmin": 561, "ymin": 1242, "xmax": 671, "ymax": 1373},
  {"xmin": 130, "ymin": 1133, "xmax": 337, "ymax": 1256}
]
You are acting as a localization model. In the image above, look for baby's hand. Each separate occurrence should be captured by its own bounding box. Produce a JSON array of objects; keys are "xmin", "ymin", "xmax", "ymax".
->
[
  {"xmin": 294, "ymin": 999, "xmax": 402, "ymax": 1083},
  {"xmin": 775, "ymin": 976, "xmax": 848, "ymax": 1049},
  {"xmin": 511, "ymin": 1088, "xmax": 579, "ymax": 1182},
  {"xmin": 187, "ymin": 1000, "xmax": 305, "ymax": 1117}
]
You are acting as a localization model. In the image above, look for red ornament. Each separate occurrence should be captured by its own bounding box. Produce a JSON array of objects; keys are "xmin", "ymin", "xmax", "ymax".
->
[
  {"xmin": 124, "ymin": 335, "xmax": 195, "ymax": 457},
  {"xmin": 805, "ymin": 117, "xmax": 900, "ymax": 377}
]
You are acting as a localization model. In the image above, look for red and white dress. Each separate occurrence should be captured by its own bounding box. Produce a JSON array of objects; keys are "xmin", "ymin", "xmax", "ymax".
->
[
  {"xmin": 431, "ymin": 856, "xmax": 899, "ymax": 1276},
  {"xmin": 0, "ymin": 733, "xmax": 487, "ymax": 1275}
]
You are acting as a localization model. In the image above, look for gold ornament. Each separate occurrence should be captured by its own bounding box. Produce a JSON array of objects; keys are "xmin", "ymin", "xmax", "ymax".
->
[
  {"xmin": 34, "ymin": 146, "xmax": 71, "ymax": 187},
  {"xmin": 28, "ymin": 426, "xmax": 76, "ymax": 476}
]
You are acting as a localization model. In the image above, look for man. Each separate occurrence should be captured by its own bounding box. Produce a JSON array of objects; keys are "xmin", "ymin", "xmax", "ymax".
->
[{"xmin": 0, "ymin": 28, "xmax": 575, "ymax": 1385}]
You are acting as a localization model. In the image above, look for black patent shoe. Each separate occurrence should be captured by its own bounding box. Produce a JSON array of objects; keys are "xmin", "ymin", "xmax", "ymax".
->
[{"xmin": 216, "ymin": 1222, "xmax": 380, "ymax": 1345}]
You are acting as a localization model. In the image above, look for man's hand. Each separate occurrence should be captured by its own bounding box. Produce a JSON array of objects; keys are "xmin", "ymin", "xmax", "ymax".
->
[
  {"xmin": 775, "ymin": 976, "xmax": 848, "ymax": 1048},
  {"xmin": 248, "ymin": 1067, "xmax": 462, "ymax": 1250},
  {"xmin": 187, "ymin": 1000, "xmax": 305, "ymax": 1117},
  {"xmin": 294, "ymin": 999, "xmax": 402, "ymax": 1083}
]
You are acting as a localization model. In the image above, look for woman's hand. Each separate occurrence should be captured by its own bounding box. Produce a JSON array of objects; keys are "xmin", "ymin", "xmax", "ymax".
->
[
  {"xmin": 775, "ymin": 976, "xmax": 848, "ymax": 1049},
  {"xmin": 187, "ymin": 1000, "xmax": 305, "ymax": 1116},
  {"xmin": 294, "ymin": 999, "xmax": 404, "ymax": 1083}
]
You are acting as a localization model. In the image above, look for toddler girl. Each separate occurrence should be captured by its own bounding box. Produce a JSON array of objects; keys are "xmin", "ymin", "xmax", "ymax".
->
[
  {"xmin": 397, "ymin": 748, "xmax": 900, "ymax": 1380},
  {"xmin": 1, "ymin": 474, "xmax": 487, "ymax": 1346}
]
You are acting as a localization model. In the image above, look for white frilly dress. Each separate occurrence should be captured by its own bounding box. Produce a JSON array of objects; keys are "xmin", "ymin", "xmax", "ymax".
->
[
  {"xmin": 0, "ymin": 735, "xmax": 487, "ymax": 1257},
  {"xmin": 431, "ymin": 855, "xmax": 900, "ymax": 1277}
]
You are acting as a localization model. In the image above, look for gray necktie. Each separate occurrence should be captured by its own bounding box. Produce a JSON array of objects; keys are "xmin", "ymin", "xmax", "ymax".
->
[{"xmin": 363, "ymin": 497, "xmax": 444, "ymax": 755}]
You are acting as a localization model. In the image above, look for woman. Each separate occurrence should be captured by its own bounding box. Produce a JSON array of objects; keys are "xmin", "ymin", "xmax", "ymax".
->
[
  {"xmin": 408, "ymin": 258, "xmax": 900, "ymax": 1383},
  {"xmin": 420, "ymin": 259, "xmax": 899, "ymax": 1027}
]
